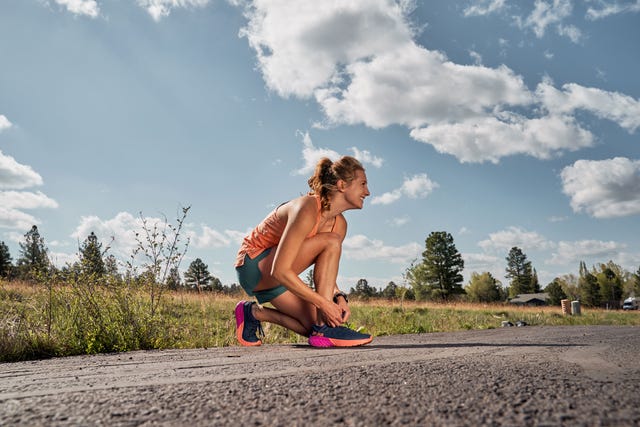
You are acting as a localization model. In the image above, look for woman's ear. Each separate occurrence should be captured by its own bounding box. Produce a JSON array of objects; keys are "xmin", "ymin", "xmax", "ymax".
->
[{"xmin": 337, "ymin": 179, "xmax": 347, "ymax": 192}]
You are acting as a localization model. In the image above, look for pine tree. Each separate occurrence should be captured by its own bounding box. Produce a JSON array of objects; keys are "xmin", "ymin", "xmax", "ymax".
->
[
  {"xmin": 545, "ymin": 278, "xmax": 567, "ymax": 306},
  {"xmin": 166, "ymin": 267, "xmax": 181, "ymax": 290},
  {"xmin": 79, "ymin": 232, "xmax": 106, "ymax": 277},
  {"xmin": 505, "ymin": 247, "xmax": 533, "ymax": 297},
  {"xmin": 381, "ymin": 281, "xmax": 398, "ymax": 299},
  {"xmin": 17, "ymin": 225, "xmax": 50, "ymax": 280},
  {"xmin": 415, "ymin": 231, "xmax": 465, "ymax": 301},
  {"xmin": 0, "ymin": 241, "xmax": 12, "ymax": 278},
  {"xmin": 184, "ymin": 258, "xmax": 212, "ymax": 292},
  {"xmin": 578, "ymin": 261, "xmax": 600, "ymax": 307},
  {"xmin": 595, "ymin": 263, "xmax": 623, "ymax": 309}
]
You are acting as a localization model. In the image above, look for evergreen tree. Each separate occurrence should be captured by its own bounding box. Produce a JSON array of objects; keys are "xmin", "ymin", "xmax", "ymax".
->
[
  {"xmin": 104, "ymin": 255, "xmax": 120, "ymax": 278},
  {"xmin": 578, "ymin": 261, "xmax": 600, "ymax": 307},
  {"xmin": 17, "ymin": 225, "xmax": 50, "ymax": 280},
  {"xmin": 166, "ymin": 267, "xmax": 181, "ymax": 290},
  {"xmin": 465, "ymin": 272, "xmax": 502, "ymax": 303},
  {"xmin": 184, "ymin": 258, "xmax": 212, "ymax": 291},
  {"xmin": 595, "ymin": 263, "xmax": 623, "ymax": 309},
  {"xmin": 545, "ymin": 278, "xmax": 567, "ymax": 306},
  {"xmin": 79, "ymin": 232, "xmax": 106, "ymax": 277},
  {"xmin": 409, "ymin": 231, "xmax": 465, "ymax": 301},
  {"xmin": 381, "ymin": 281, "xmax": 398, "ymax": 299},
  {"xmin": 505, "ymin": 247, "xmax": 533, "ymax": 297},
  {"xmin": 209, "ymin": 276, "xmax": 224, "ymax": 292},
  {"xmin": 349, "ymin": 278, "xmax": 378, "ymax": 299},
  {"xmin": 0, "ymin": 241, "xmax": 12, "ymax": 278},
  {"xmin": 531, "ymin": 268, "xmax": 542, "ymax": 293},
  {"xmin": 634, "ymin": 265, "xmax": 640, "ymax": 296}
]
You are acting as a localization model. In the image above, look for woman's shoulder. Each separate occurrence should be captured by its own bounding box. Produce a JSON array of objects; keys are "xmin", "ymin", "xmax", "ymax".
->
[{"xmin": 279, "ymin": 194, "xmax": 317, "ymax": 217}]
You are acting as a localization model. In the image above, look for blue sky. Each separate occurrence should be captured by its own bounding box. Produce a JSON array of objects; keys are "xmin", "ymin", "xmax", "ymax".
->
[{"xmin": 1, "ymin": 0, "xmax": 639, "ymax": 291}]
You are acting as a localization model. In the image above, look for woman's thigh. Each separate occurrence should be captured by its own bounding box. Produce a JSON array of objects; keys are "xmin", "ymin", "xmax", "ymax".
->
[{"xmin": 255, "ymin": 232, "xmax": 342, "ymax": 291}]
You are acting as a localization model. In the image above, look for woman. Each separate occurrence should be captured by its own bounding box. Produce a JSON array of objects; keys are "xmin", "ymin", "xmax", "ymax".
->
[{"xmin": 234, "ymin": 156, "xmax": 373, "ymax": 347}]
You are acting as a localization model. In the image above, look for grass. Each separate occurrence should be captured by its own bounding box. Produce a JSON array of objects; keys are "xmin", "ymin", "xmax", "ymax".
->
[{"xmin": 2, "ymin": 280, "xmax": 639, "ymax": 363}]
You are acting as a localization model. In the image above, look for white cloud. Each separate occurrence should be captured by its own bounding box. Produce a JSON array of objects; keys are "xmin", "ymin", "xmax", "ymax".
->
[
  {"xmin": 478, "ymin": 226, "xmax": 554, "ymax": 252},
  {"xmin": 389, "ymin": 215, "xmax": 410, "ymax": 227},
  {"xmin": 586, "ymin": 0, "xmax": 640, "ymax": 20},
  {"xmin": 372, "ymin": 173, "xmax": 438, "ymax": 205},
  {"xmin": 410, "ymin": 113, "xmax": 594, "ymax": 164},
  {"xmin": 0, "ymin": 191, "xmax": 58, "ymax": 210},
  {"xmin": 0, "ymin": 115, "xmax": 12, "ymax": 131},
  {"xmin": 463, "ymin": 0, "xmax": 507, "ymax": 17},
  {"xmin": 0, "ymin": 208, "xmax": 40, "ymax": 230},
  {"xmin": 317, "ymin": 46, "xmax": 533, "ymax": 129},
  {"xmin": 519, "ymin": 0, "xmax": 579, "ymax": 42},
  {"xmin": 240, "ymin": 0, "xmax": 640, "ymax": 165},
  {"xmin": 71, "ymin": 212, "xmax": 244, "ymax": 262},
  {"xmin": 0, "ymin": 151, "xmax": 43, "ymax": 190},
  {"xmin": 241, "ymin": 0, "xmax": 414, "ymax": 99},
  {"xmin": 537, "ymin": 81, "xmax": 640, "ymax": 132},
  {"xmin": 343, "ymin": 234, "xmax": 421, "ymax": 264},
  {"xmin": 137, "ymin": 0, "xmax": 211, "ymax": 21},
  {"xmin": 547, "ymin": 240, "xmax": 627, "ymax": 265},
  {"xmin": 350, "ymin": 147, "xmax": 384, "ymax": 168},
  {"xmin": 0, "ymin": 149, "xmax": 57, "ymax": 230},
  {"xmin": 561, "ymin": 157, "xmax": 640, "ymax": 218},
  {"xmin": 186, "ymin": 225, "xmax": 236, "ymax": 249},
  {"xmin": 292, "ymin": 131, "xmax": 383, "ymax": 175},
  {"xmin": 54, "ymin": 0, "xmax": 100, "ymax": 18}
]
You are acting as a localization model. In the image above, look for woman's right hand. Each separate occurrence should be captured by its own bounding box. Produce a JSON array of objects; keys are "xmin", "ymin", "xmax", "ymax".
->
[{"xmin": 320, "ymin": 299, "xmax": 346, "ymax": 327}]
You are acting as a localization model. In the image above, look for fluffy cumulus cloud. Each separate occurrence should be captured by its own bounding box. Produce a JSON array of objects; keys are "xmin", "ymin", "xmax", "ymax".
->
[
  {"xmin": 343, "ymin": 234, "xmax": 421, "ymax": 264},
  {"xmin": 0, "ymin": 117, "xmax": 57, "ymax": 229},
  {"xmin": 372, "ymin": 173, "xmax": 438, "ymax": 205},
  {"xmin": 0, "ymin": 115, "xmax": 11, "ymax": 131},
  {"xmin": 240, "ymin": 0, "xmax": 638, "ymax": 165},
  {"xmin": 71, "ymin": 212, "xmax": 241, "ymax": 262},
  {"xmin": 136, "ymin": 0, "xmax": 211, "ymax": 21},
  {"xmin": 478, "ymin": 226, "xmax": 554, "ymax": 252},
  {"xmin": 537, "ymin": 80, "xmax": 640, "ymax": 132},
  {"xmin": 292, "ymin": 131, "xmax": 383, "ymax": 176},
  {"xmin": 547, "ymin": 239, "xmax": 627, "ymax": 265},
  {"xmin": 0, "ymin": 152, "xmax": 43, "ymax": 190},
  {"xmin": 54, "ymin": 0, "xmax": 100, "ymax": 18},
  {"xmin": 561, "ymin": 157, "xmax": 640, "ymax": 218}
]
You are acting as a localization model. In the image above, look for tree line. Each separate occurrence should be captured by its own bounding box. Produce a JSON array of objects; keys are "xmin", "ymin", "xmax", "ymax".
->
[
  {"xmin": 349, "ymin": 231, "xmax": 640, "ymax": 308},
  {"xmin": 2, "ymin": 226, "xmax": 639, "ymax": 308},
  {"xmin": 0, "ymin": 220, "xmax": 240, "ymax": 295}
]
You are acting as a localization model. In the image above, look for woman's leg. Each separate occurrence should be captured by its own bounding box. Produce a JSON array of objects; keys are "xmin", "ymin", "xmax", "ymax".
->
[{"xmin": 252, "ymin": 232, "xmax": 343, "ymax": 335}]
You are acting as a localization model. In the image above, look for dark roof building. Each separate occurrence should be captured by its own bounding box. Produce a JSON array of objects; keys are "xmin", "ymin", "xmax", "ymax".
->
[{"xmin": 509, "ymin": 293, "xmax": 549, "ymax": 306}]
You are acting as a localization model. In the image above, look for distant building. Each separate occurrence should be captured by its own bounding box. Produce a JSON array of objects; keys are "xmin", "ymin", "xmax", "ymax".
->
[{"xmin": 509, "ymin": 293, "xmax": 549, "ymax": 306}]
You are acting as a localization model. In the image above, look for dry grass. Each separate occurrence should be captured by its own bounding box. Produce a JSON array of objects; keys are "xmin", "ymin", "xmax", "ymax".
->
[{"xmin": 2, "ymin": 280, "xmax": 639, "ymax": 362}]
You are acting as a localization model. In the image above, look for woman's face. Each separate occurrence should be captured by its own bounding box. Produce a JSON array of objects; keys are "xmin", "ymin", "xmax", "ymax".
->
[{"xmin": 343, "ymin": 169, "xmax": 370, "ymax": 209}]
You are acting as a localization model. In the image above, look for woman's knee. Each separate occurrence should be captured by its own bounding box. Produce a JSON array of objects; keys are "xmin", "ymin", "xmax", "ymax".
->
[{"xmin": 317, "ymin": 232, "xmax": 343, "ymax": 253}]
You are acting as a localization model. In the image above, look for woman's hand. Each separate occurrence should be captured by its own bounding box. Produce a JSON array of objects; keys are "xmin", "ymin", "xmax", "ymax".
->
[
  {"xmin": 320, "ymin": 300, "xmax": 346, "ymax": 327},
  {"xmin": 336, "ymin": 297, "xmax": 350, "ymax": 323}
]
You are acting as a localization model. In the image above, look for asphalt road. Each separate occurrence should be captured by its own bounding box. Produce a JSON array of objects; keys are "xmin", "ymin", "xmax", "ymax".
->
[{"xmin": 1, "ymin": 325, "xmax": 639, "ymax": 426}]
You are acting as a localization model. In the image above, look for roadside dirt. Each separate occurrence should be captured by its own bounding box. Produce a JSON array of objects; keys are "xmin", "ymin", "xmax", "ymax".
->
[{"xmin": 1, "ymin": 325, "xmax": 639, "ymax": 426}]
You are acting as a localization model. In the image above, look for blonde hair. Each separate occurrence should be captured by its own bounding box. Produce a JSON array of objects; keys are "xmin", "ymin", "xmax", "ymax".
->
[{"xmin": 307, "ymin": 156, "xmax": 364, "ymax": 211}]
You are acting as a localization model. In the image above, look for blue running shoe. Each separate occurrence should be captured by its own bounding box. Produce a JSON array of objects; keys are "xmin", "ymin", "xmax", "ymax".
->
[
  {"xmin": 308, "ymin": 324, "xmax": 373, "ymax": 347},
  {"xmin": 235, "ymin": 301, "xmax": 264, "ymax": 346}
]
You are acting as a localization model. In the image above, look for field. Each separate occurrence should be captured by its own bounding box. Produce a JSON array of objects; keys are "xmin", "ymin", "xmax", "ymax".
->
[{"xmin": 2, "ymin": 280, "xmax": 639, "ymax": 363}]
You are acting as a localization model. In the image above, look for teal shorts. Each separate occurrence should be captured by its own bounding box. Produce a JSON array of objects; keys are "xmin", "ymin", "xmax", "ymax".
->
[{"xmin": 235, "ymin": 248, "xmax": 288, "ymax": 304}]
